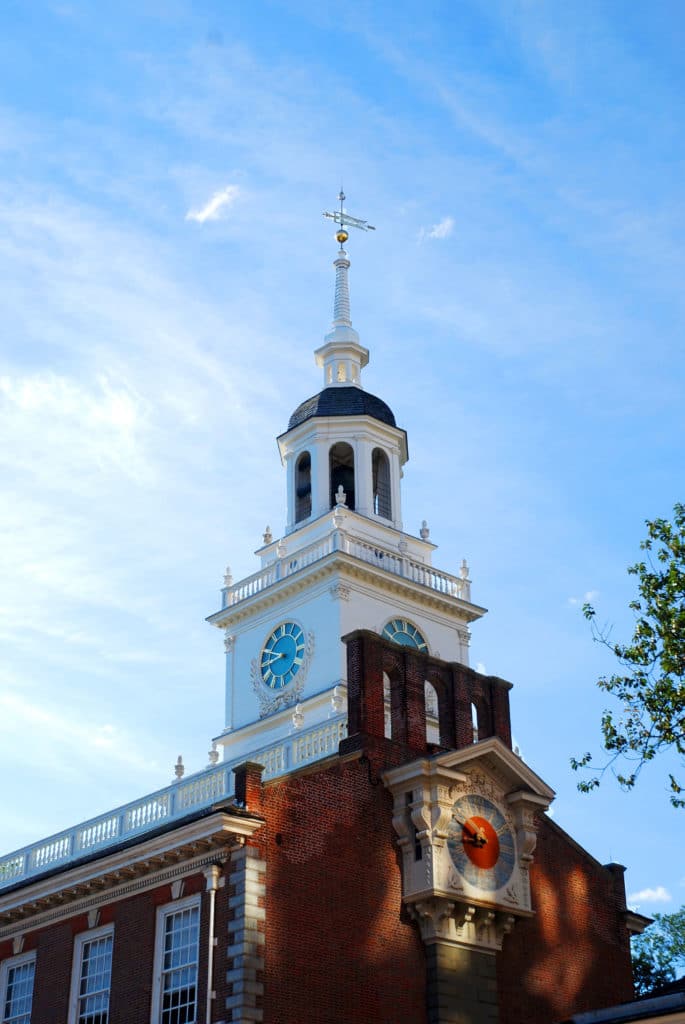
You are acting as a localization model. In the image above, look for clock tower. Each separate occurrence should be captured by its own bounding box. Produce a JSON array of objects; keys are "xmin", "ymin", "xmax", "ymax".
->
[
  {"xmin": 0, "ymin": 193, "xmax": 640, "ymax": 1024},
  {"xmin": 206, "ymin": 196, "xmax": 486, "ymax": 774}
]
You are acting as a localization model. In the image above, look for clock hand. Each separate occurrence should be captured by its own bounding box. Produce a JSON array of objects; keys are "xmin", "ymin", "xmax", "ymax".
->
[
  {"xmin": 453, "ymin": 816, "xmax": 488, "ymax": 847},
  {"xmin": 262, "ymin": 652, "xmax": 287, "ymax": 665}
]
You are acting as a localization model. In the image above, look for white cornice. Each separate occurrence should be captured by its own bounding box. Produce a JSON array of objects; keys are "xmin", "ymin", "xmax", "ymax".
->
[
  {"xmin": 213, "ymin": 686, "xmax": 344, "ymax": 748},
  {"xmin": 277, "ymin": 413, "xmax": 408, "ymax": 465},
  {"xmin": 0, "ymin": 810, "xmax": 263, "ymax": 932},
  {"xmin": 209, "ymin": 551, "xmax": 486, "ymax": 629}
]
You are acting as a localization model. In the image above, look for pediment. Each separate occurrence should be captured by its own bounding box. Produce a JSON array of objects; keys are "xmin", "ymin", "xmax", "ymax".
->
[
  {"xmin": 433, "ymin": 737, "xmax": 556, "ymax": 806},
  {"xmin": 384, "ymin": 735, "xmax": 555, "ymax": 809}
]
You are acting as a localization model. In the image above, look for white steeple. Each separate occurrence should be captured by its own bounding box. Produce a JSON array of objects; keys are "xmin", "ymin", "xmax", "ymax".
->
[
  {"xmin": 206, "ymin": 191, "xmax": 483, "ymax": 772},
  {"xmin": 315, "ymin": 191, "xmax": 371, "ymax": 388}
]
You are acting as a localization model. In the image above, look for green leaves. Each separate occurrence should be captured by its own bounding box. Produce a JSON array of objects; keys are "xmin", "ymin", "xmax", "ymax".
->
[
  {"xmin": 573, "ymin": 503, "xmax": 685, "ymax": 808},
  {"xmin": 632, "ymin": 908, "xmax": 685, "ymax": 995}
]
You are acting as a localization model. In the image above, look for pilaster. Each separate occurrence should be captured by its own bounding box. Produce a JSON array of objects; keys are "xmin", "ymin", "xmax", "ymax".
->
[
  {"xmin": 425, "ymin": 941, "xmax": 499, "ymax": 1024},
  {"xmin": 226, "ymin": 845, "xmax": 266, "ymax": 1023}
]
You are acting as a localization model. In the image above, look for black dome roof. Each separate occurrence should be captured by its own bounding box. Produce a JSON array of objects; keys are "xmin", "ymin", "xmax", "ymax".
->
[{"xmin": 287, "ymin": 386, "xmax": 397, "ymax": 431}]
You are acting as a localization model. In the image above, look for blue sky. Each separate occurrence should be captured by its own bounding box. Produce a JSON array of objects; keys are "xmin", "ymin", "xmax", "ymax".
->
[{"xmin": 1, "ymin": 1, "xmax": 683, "ymax": 915}]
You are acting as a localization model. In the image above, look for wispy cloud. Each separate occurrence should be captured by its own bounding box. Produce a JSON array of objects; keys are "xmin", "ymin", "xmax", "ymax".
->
[
  {"xmin": 185, "ymin": 184, "xmax": 241, "ymax": 223},
  {"xmin": 628, "ymin": 885, "xmax": 671, "ymax": 906},
  {"xmin": 0, "ymin": 690, "xmax": 156, "ymax": 774},
  {"xmin": 568, "ymin": 590, "xmax": 599, "ymax": 607},
  {"xmin": 420, "ymin": 216, "xmax": 454, "ymax": 241}
]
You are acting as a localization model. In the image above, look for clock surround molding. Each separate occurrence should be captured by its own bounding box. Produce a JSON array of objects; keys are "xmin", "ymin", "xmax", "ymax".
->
[
  {"xmin": 383, "ymin": 738, "xmax": 554, "ymax": 953},
  {"xmin": 250, "ymin": 627, "xmax": 315, "ymax": 718}
]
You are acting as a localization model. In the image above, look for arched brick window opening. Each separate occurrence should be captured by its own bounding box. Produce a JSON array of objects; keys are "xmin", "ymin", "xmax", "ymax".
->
[
  {"xmin": 330, "ymin": 442, "xmax": 355, "ymax": 510},
  {"xmin": 372, "ymin": 447, "xmax": 391, "ymax": 519},
  {"xmin": 295, "ymin": 451, "xmax": 312, "ymax": 522},
  {"xmin": 383, "ymin": 672, "xmax": 392, "ymax": 739},
  {"xmin": 471, "ymin": 702, "xmax": 479, "ymax": 743},
  {"xmin": 425, "ymin": 681, "xmax": 440, "ymax": 744}
]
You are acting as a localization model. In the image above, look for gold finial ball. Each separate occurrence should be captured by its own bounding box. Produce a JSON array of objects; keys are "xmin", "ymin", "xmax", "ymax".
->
[{"xmin": 336, "ymin": 229, "xmax": 349, "ymax": 244}]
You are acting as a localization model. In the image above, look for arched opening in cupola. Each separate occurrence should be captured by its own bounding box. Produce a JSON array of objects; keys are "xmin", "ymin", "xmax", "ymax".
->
[
  {"xmin": 295, "ymin": 451, "xmax": 312, "ymax": 523},
  {"xmin": 471, "ymin": 702, "xmax": 480, "ymax": 743},
  {"xmin": 329, "ymin": 442, "xmax": 355, "ymax": 510},
  {"xmin": 372, "ymin": 447, "xmax": 392, "ymax": 519}
]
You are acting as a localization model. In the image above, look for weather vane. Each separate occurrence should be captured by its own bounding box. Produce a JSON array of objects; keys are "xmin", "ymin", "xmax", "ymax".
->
[{"xmin": 323, "ymin": 190, "xmax": 376, "ymax": 248}]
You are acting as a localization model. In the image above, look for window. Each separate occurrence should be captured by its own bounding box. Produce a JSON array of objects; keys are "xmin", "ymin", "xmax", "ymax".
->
[
  {"xmin": 151, "ymin": 896, "xmax": 201, "ymax": 1024},
  {"xmin": 425, "ymin": 681, "xmax": 440, "ymax": 745},
  {"xmin": 1, "ymin": 951, "xmax": 36, "ymax": 1024},
  {"xmin": 383, "ymin": 672, "xmax": 392, "ymax": 739},
  {"xmin": 471, "ymin": 702, "xmax": 479, "ymax": 743},
  {"xmin": 329, "ymin": 442, "xmax": 355, "ymax": 510},
  {"xmin": 371, "ymin": 448, "xmax": 391, "ymax": 519},
  {"xmin": 69, "ymin": 926, "xmax": 113, "ymax": 1024},
  {"xmin": 295, "ymin": 451, "xmax": 312, "ymax": 522}
]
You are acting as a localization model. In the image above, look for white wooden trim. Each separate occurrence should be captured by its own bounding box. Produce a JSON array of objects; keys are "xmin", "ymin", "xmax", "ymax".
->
[
  {"xmin": 149, "ymin": 893, "xmax": 202, "ymax": 1024},
  {"xmin": 0, "ymin": 949, "xmax": 36, "ymax": 1024},
  {"xmin": 67, "ymin": 923, "xmax": 114, "ymax": 1024}
]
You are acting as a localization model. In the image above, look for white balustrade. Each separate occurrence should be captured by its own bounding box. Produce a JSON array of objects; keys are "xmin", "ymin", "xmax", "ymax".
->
[
  {"xmin": 77, "ymin": 815, "xmax": 120, "ymax": 852},
  {"xmin": 0, "ymin": 718, "xmax": 349, "ymax": 894},
  {"xmin": 175, "ymin": 768, "xmax": 230, "ymax": 811},
  {"xmin": 293, "ymin": 720, "xmax": 347, "ymax": 766},
  {"xmin": 30, "ymin": 835, "xmax": 72, "ymax": 871},
  {"xmin": 223, "ymin": 528, "xmax": 469, "ymax": 610},
  {"xmin": 258, "ymin": 744, "xmax": 287, "ymax": 778},
  {"xmin": 0, "ymin": 855, "xmax": 25, "ymax": 884},
  {"xmin": 124, "ymin": 793, "xmax": 171, "ymax": 832}
]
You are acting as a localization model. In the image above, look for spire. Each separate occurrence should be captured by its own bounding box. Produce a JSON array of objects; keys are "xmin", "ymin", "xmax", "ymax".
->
[
  {"xmin": 333, "ymin": 249, "xmax": 352, "ymax": 327},
  {"xmin": 316, "ymin": 191, "xmax": 374, "ymax": 389}
]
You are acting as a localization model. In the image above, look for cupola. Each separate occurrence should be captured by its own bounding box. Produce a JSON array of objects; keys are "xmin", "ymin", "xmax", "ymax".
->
[{"xmin": 277, "ymin": 194, "xmax": 408, "ymax": 534}]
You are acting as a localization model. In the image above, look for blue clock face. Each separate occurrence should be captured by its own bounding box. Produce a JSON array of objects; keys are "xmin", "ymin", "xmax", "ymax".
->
[
  {"xmin": 260, "ymin": 622, "xmax": 305, "ymax": 690},
  {"xmin": 447, "ymin": 794, "xmax": 516, "ymax": 892},
  {"xmin": 382, "ymin": 618, "xmax": 428, "ymax": 652}
]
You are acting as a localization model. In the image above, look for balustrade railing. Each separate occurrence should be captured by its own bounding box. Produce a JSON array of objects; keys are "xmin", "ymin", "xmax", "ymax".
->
[
  {"xmin": 222, "ymin": 528, "xmax": 470, "ymax": 609},
  {"xmin": 293, "ymin": 719, "xmax": 347, "ymax": 766},
  {"xmin": 0, "ymin": 716, "xmax": 347, "ymax": 894}
]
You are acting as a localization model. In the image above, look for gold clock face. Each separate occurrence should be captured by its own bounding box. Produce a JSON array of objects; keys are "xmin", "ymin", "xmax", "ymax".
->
[
  {"xmin": 447, "ymin": 794, "xmax": 516, "ymax": 892},
  {"xmin": 382, "ymin": 618, "xmax": 428, "ymax": 652}
]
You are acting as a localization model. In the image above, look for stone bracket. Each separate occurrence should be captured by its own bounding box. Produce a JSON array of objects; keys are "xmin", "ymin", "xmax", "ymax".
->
[{"xmin": 408, "ymin": 896, "xmax": 517, "ymax": 952}]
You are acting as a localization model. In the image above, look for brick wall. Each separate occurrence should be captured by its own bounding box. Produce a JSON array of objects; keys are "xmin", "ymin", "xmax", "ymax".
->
[
  {"xmin": 257, "ymin": 751, "xmax": 633, "ymax": 1024},
  {"xmin": 0, "ymin": 870, "xmax": 224, "ymax": 1024},
  {"xmin": 498, "ymin": 816, "xmax": 634, "ymax": 1024},
  {"xmin": 0, "ymin": 775, "xmax": 634, "ymax": 1024},
  {"xmin": 259, "ymin": 750, "xmax": 429, "ymax": 1024}
]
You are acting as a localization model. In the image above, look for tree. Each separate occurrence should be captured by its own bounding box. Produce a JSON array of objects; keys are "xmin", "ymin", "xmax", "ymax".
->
[
  {"xmin": 631, "ymin": 907, "xmax": 685, "ymax": 995},
  {"xmin": 571, "ymin": 503, "xmax": 685, "ymax": 806}
]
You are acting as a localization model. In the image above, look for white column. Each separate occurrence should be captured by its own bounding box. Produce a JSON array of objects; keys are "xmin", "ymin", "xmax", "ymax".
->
[
  {"xmin": 284, "ymin": 451, "xmax": 295, "ymax": 533},
  {"xmin": 224, "ymin": 633, "xmax": 235, "ymax": 731},
  {"xmin": 389, "ymin": 444, "xmax": 403, "ymax": 530},
  {"xmin": 353, "ymin": 434, "xmax": 371, "ymax": 516},
  {"xmin": 312, "ymin": 438, "xmax": 330, "ymax": 517}
]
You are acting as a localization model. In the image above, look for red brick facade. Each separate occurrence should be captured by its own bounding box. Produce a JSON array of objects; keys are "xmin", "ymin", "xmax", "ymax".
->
[
  {"xmin": 0, "ymin": 633, "xmax": 635, "ymax": 1024},
  {"xmin": 499, "ymin": 820, "xmax": 634, "ymax": 1024}
]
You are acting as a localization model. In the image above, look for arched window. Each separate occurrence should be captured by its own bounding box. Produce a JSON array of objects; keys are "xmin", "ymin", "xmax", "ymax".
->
[
  {"xmin": 295, "ymin": 452, "xmax": 312, "ymax": 523},
  {"xmin": 383, "ymin": 673, "xmax": 392, "ymax": 739},
  {"xmin": 471, "ymin": 702, "xmax": 479, "ymax": 744},
  {"xmin": 425, "ymin": 681, "xmax": 440, "ymax": 745},
  {"xmin": 372, "ymin": 448, "xmax": 391, "ymax": 519},
  {"xmin": 329, "ymin": 442, "xmax": 355, "ymax": 510}
]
